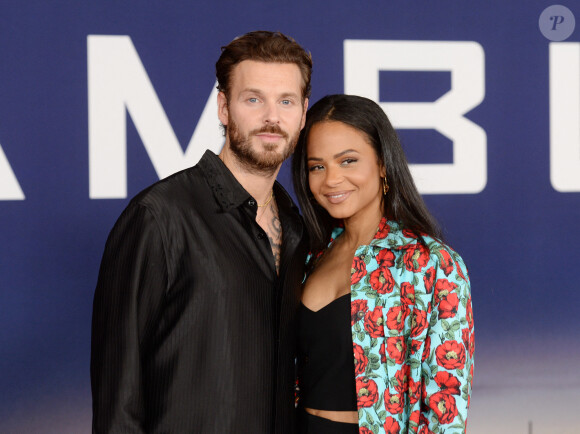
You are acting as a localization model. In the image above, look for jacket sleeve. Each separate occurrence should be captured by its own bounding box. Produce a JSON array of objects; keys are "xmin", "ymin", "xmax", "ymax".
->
[
  {"xmin": 90, "ymin": 203, "xmax": 168, "ymax": 433},
  {"xmin": 418, "ymin": 247, "xmax": 473, "ymax": 433}
]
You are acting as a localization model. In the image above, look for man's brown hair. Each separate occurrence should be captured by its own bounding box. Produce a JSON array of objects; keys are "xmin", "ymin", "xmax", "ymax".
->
[{"xmin": 216, "ymin": 31, "xmax": 312, "ymax": 102}]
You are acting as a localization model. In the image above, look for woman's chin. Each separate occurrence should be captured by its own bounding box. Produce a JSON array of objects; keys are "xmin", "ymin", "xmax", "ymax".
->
[{"xmin": 324, "ymin": 209, "xmax": 352, "ymax": 220}]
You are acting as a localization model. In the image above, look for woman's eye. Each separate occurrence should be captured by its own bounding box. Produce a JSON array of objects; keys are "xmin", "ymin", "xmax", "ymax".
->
[
  {"xmin": 341, "ymin": 158, "xmax": 357, "ymax": 166},
  {"xmin": 308, "ymin": 165, "xmax": 323, "ymax": 172}
]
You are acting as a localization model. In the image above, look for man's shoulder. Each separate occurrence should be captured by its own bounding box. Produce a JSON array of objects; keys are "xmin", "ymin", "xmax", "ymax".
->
[
  {"xmin": 132, "ymin": 165, "xmax": 206, "ymax": 210},
  {"xmin": 122, "ymin": 161, "xmax": 221, "ymax": 232},
  {"xmin": 132, "ymin": 150, "xmax": 223, "ymax": 208}
]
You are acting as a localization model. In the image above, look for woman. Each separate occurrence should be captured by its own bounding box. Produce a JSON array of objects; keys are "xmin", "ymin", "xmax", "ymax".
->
[{"xmin": 292, "ymin": 95, "xmax": 473, "ymax": 434}]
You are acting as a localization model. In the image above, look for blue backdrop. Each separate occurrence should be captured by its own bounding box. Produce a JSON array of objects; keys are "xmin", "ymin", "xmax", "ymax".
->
[{"xmin": 1, "ymin": 1, "xmax": 579, "ymax": 432}]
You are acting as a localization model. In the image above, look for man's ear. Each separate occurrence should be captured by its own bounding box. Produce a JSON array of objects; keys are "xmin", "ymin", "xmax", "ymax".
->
[
  {"xmin": 300, "ymin": 98, "xmax": 309, "ymax": 130},
  {"xmin": 217, "ymin": 92, "xmax": 229, "ymax": 126}
]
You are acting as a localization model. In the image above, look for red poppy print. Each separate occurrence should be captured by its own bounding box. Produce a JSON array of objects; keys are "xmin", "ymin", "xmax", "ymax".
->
[
  {"xmin": 468, "ymin": 364, "xmax": 474, "ymax": 408},
  {"xmin": 422, "ymin": 335, "xmax": 431, "ymax": 363},
  {"xmin": 410, "ymin": 309, "xmax": 428, "ymax": 338},
  {"xmin": 421, "ymin": 380, "xmax": 428, "ymax": 406},
  {"xmin": 364, "ymin": 306, "xmax": 385, "ymax": 338},
  {"xmin": 384, "ymin": 391, "xmax": 404, "ymax": 414},
  {"xmin": 418, "ymin": 426, "xmax": 435, "ymax": 434},
  {"xmin": 434, "ymin": 279, "xmax": 458, "ymax": 304},
  {"xmin": 423, "ymin": 266, "xmax": 435, "ymax": 293},
  {"xmin": 351, "ymin": 299, "xmax": 369, "ymax": 325},
  {"xmin": 369, "ymin": 266, "xmax": 395, "ymax": 294},
  {"xmin": 386, "ymin": 336, "xmax": 406, "ymax": 364},
  {"xmin": 386, "ymin": 304, "xmax": 410, "ymax": 333},
  {"xmin": 435, "ymin": 340, "xmax": 466, "ymax": 370},
  {"xmin": 400, "ymin": 282, "xmax": 416, "ymax": 305},
  {"xmin": 403, "ymin": 243, "xmax": 430, "ymax": 272},
  {"xmin": 359, "ymin": 428, "xmax": 373, "ymax": 434},
  {"xmin": 356, "ymin": 377, "xmax": 379, "ymax": 408},
  {"xmin": 409, "ymin": 377, "xmax": 420, "ymax": 405},
  {"xmin": 384, "ymin": 417, "xmax": 401, "ymax": 434},
  {"xmin": 351, "ymin": 256, "xmax": 367, "ymax": 285},
  {"xmin": 376, "ymin": 248, "xmax": 395, "ymax": 267},
  {"xmin": 429, "ymin": 391, "xmax": 459, "ymax": 424},
  {"xmin": 462, "ymin": 328, "xmax": 470, "ymax": 347},
  {"xmin": 456, "ymin": 261, "xmax": 467, "ymax": 281},
  {"xmin": 409, "ymin": 339, "xmax": 422, "ymax": 356},
  {"xmin": 434, "ymin": 371, "xmax": 461, "ymax": 395},
  {"xmin": 344, "ymin": 224, "xmax": 472, "ymax": 429},
  {"xmin": 439, "ymin": 249, "xmax": 454, "ymax": 276},
  {"xmin": 409, "ymin": 410, "xmax": 420, "ymax": 427},
  {"xmin": 353, "ymin": 343, "xmax": 368, "ymax": 376},
  {"xmin": 462, "ymin": 328, "xmax": 475, "ymax": 358},
  {"xmin": 379, "ymin": 340, "xmax": 386, "ymax": 363},
  {"xmin": 438, "ymin": 292, "xmax": 459, "ymax": 319},
  {"xmin": 466, "ymin": 297, "xmax": 474, "ymax": 330},
  {"xmin": 312, "ymin": 249, "xmax": 324, "ymax": 261},
  {"xmin": 394, "ymin": 365, "xmax": 410, "ymax": 393},
  {"xmin": 375, "ymin": 218, "xmax": 390, "ymax": 239},
  {"xmin": 467, "ymin": 363, "xmax": 473, "ymax": 400}
]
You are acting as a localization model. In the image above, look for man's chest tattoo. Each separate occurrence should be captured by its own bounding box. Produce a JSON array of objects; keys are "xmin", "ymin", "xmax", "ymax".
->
[{"xmin": 264, "ymin": 205, "xmax": 282, "ymax": 272}]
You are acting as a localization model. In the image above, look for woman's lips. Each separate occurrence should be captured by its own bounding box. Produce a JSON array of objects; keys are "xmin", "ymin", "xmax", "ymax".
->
[{"xmin": 324, "ymin": 191, "xmax": 351, "ymax": 204}]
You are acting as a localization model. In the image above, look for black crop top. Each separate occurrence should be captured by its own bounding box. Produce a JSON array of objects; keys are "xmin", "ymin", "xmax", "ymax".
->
[{"xmin": 297, "ymin": 293, "xmax": 357, "ymax": 411}]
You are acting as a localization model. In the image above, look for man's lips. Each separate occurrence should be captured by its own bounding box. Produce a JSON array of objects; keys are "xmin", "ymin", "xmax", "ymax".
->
[
  {"xmin": 323, "ymin": 191, "xmax": 351, "ymax": 204},
  {"xmin": 256, "ymin": 133, "xmax": 283, "ymax": 141}
]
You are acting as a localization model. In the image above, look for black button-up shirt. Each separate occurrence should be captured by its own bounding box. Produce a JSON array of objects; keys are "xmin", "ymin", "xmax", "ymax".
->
[{"xmin": 91, "ymin": 150, "xmax": 307, "ymax": 433}]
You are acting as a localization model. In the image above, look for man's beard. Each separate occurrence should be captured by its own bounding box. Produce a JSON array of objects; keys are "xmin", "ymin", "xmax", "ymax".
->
[{"xmin": 227, "ymin": 118, "xmax": 299, "ymax": 176}]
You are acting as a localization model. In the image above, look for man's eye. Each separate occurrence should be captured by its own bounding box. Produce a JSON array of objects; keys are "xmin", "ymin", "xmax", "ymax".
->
[
  {"xmin": 281, "ymin": 100, "xmax": 291, "ymax": 105},
  {"xmin": 248, "ymin": 97, "xmax": 258, "ymax": 103}
]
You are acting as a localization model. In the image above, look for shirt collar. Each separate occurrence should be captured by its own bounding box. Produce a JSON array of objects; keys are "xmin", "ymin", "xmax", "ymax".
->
[
  {"xmin": 198, "ymin": 149, "xmax": 301, "ymax": 221},
  {"xmin": 198, "ymin": 150, "xmax": 253, "ymax": 212}
]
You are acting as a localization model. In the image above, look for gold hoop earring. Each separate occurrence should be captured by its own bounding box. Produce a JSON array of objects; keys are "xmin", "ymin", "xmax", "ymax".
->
[{"xmin": 382, "ymin": 176, "xmax": 389, "ymax": 195}]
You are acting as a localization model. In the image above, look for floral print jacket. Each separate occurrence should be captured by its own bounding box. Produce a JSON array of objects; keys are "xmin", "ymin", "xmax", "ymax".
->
[{"xmin": 319, "ymin": 218, "xmax": 474, "ymax": 434}]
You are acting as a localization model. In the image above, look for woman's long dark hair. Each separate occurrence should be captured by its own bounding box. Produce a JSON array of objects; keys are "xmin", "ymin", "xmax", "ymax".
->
[{"xmin": 292, "ymin": 94, "xmax": 442, "ymax": 251}]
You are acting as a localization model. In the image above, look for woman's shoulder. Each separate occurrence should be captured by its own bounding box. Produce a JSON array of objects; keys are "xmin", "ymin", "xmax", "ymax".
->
[{"xmin": 371, "ymin": 221, "xmax": 469, "ymax": 278}]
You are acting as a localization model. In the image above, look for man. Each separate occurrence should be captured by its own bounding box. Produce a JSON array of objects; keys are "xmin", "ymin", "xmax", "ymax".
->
[{"xmin": 91, "ymin": 31, "xmax": 311, "ymax": 433}]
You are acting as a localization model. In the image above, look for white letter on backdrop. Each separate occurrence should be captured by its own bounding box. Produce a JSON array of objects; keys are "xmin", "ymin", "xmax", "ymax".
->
[
  {"xmin": 550, "ymin": 42, "xmax": 580, "ymax": 192},
  {"xmin": 88, "ymin": 35, "xmax": 223, "ymax": 199},
  {"xmin": 0, "ymin": 143, "xmax": 24, "ymax": 200},
  {"xmin": 344, "ymin": 40, "xmax": 486, "ymax": 194}
]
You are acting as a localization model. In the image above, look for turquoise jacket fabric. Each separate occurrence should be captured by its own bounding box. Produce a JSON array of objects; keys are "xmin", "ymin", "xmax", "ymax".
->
[{"xmin": 318, "ymin": 218, "xmax": 473, "ymax": 434}]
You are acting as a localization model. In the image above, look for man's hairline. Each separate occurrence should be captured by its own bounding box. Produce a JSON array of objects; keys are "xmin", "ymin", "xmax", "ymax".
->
[{"xmin": 220, "ymin": 59, "xmax": 310, "ymax": 103}]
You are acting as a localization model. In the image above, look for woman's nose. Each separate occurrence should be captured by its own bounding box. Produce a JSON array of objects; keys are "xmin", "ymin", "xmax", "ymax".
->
[{"xmin": 324, "ymin": 166, "xmax": 343, "ymax": 186}]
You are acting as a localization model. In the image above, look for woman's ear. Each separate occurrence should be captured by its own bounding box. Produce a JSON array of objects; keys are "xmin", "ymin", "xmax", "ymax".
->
[{"xmin": 380, "ymin": 163, "xmax": 387, "ymax": 178}]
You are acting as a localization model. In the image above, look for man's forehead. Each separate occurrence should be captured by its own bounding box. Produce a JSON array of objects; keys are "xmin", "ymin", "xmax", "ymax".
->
[{"xmin": 230, "ymin": 60, "xmax": 303, "ymax": 88}]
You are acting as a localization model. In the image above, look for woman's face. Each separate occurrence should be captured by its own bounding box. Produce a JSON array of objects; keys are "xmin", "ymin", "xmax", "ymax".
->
[{"xmin": 306, "ymin": 121, "xmax": 385, "ymax": 222}]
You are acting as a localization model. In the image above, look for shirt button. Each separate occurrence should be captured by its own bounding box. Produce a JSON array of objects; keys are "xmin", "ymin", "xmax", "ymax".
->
[{"xmin": 248, "ymin": 199, "xmax": 256, "ymax": 207}]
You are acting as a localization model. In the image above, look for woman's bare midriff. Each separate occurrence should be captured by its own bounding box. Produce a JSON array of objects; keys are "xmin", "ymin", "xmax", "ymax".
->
[{"xmin": 304, "ymin": 408, "xmax": 358, "ymax": 424}]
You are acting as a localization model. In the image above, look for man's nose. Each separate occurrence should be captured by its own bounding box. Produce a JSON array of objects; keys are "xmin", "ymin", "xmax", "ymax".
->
[{"xmin": 263, "ymin": 101, "xmax": 280, "ymax": 124}]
